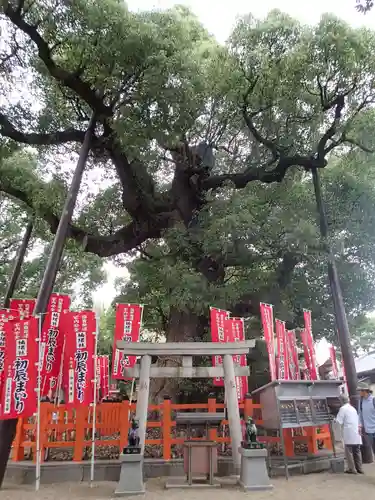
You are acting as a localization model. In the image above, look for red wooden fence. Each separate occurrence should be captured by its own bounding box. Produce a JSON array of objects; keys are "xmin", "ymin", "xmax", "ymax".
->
[{"xmin": 11, "ymin": 398, "xmax": 331, "ymax": 461}]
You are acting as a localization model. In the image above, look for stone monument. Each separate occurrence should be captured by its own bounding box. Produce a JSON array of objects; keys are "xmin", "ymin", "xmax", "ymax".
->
[
  {"xmin": 238, "ymin": 417, "xmax": 273, "ymax": 491},
  {"xmin": 115, "ymin": 418, "xmax": 145, "ymax": 496}
]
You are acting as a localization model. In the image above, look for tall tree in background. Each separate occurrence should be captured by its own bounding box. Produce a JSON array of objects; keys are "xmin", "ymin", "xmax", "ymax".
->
[
  {"xmin": 0, "ymin": 156, "xmax": 105, "ymax": 305},
  {"xmin": 119, "ymin": 146, "xmax": 375, "ymax": 343},
  {"xmin": 356, "ymin": 0, "xmax": 374, "ymax": 13},
  {"xmin": 1, "ymin": 4, "xmax": 375, "ymax": 346}
]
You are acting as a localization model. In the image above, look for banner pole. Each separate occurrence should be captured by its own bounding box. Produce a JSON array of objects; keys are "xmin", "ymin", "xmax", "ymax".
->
[
  {"xmin": 90, "ymin": 310, "xmax": 100, "ymax": 486},
  {"xmin": 55, "ymin": 337, "xmax": 66, "ymax": 408},
  {"xmin": 128, "ymin": 305, "xmax": 144, "ymax": 414},
  {"xmin": 35, "ymin": 314, "xmax": 42, "ymax": 492}
]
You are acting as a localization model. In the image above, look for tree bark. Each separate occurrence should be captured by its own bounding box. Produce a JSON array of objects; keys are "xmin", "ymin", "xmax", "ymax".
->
[
  {"xmin": 149, "ymin": 308, "xmax": 207, "ymax": 402},
  {"xmin": 0, "ymin": 419, "xmax": 18, "ymax": 487}
]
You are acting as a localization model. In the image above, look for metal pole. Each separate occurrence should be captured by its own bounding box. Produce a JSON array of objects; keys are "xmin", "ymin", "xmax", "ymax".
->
[
  {"xmin": 311, "ymin": 167, "xmax": 358, "ymax": 407},
  {"xmin": 90, "ymin": 311, "xmax": 100, "ymax": 486},
  {"xmin": 3, "ymin": 221, "xmax": 33, "ymax": 308},
  {"xmin": 34, "ymin": 113, "xmax": 97, "ymax": 317},
  {"xmin": 0, "ymin": 114, "xmax": 96, "ymax": 489},
  {"xmin": 35, "ymin": 314, "xmax": 42, "ymax": 491}
]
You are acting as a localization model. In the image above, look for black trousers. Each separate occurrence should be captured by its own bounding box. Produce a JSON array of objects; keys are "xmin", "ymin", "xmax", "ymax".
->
[
  {"xmin": 345, "ymin": 444, "xmax": 363, "ymax": 473},
  {"xmin": 365, "ymin": 432, "xmax": 375, "ymax": 453}
]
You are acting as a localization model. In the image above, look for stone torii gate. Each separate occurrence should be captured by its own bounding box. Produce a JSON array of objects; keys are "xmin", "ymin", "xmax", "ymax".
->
[{"xmin": 116, "ymin": 340, "xmax": 255, "ymax": 472}]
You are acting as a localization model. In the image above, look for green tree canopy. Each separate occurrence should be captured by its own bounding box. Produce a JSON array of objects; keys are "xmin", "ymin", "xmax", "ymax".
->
[
  {"xmin": 1, "ymin": 3, "xmax": 375, "ymax": 343},
  {"xmin": 355, "ymin": 0, "xmax": 374, "ymax": 13},
  {"xmin": 0, "ymin": 150, "xmax": 105, "ymax": 305}
]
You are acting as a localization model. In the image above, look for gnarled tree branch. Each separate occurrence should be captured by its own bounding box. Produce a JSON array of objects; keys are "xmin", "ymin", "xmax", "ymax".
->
[
  {"xmin": 2, "ymin": 3, "xmax": 111, "ymax": 117},
  {"xmin": 0, "ymin": 178, "xmax": 171, "ymax": 257}
]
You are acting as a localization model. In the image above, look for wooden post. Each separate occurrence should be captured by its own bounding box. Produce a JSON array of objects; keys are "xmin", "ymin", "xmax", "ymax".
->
[
  {"xmin": 135, "ymin": 355, "xmax": 151, "ymax": 452},
  {"xmin": 306, "ymin": 427, "xmax": 318, "ymax": 455},
  {"xmin": 223, "ymin": 354, "xmax": 242, "ymax": 473},
  {"xmin": 244, "ymin": 393, "xmax": 253, "ymax": 419},
  {"xmin": 283, "ymin": 429, "xmax": 294, "ymax": 457},
  {"xmin": 38, "ymin": 404, "xmax": 50, "ymax": 464},
  {"xmin": 12, "ymin": 419, "xmax": 24, "ymax": 462},
  {"xmin": 162, "ymin": 396, "xmax": 172, "ymax": 460},
  {"xmin": 73, "ymin": 407, "xmax": 86, "ymax": 461},
  {"xmin": 207, "ymin": 396, "xmax": 217, "ymax": 441}
]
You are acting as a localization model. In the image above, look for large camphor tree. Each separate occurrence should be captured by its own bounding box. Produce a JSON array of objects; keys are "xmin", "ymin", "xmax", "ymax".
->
[
  {"xmin": 2, "ymin": 0, "xmax": 375, "ymax": 472},
  {"xmin": 2, "ymin": 2, "xmax": 375, "ymax": 338}
]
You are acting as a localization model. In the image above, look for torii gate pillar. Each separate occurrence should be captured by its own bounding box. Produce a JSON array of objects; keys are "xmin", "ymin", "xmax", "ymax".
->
[
  {"xmin": 136, "ymin": 354, "xmax": 151, "ymax": 452},
  {"xmin": 223, "ymin": 354, "xmax": 242, "ymax": 474}
]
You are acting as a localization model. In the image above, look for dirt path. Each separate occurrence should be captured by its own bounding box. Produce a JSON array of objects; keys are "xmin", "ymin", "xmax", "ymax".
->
[{"xmin": 3, "ymin": 465, "xmax": 375, "ymax": 500}]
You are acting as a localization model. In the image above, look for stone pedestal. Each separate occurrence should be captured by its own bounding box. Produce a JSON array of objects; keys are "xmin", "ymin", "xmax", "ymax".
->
[
  {"xmin": 165, "ymin": 441, "xmax": 220, "ymax": 489},
  {"xmin": 238, "ymin": 447, "xmax": 273, "ymax": 491},
  {"xmin": 115, "ymin": 453, "xmax": 145, "ymax": 496}
]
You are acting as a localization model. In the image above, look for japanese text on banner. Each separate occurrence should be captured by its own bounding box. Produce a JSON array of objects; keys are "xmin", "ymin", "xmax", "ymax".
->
[
  {"xmin": 260, "ymin": 303, "xmax": 277, "ymax": 381},
  {"xmin": 210, "ymin": 307, "xmax": 230, "ymax": 386},
  {"xmin": 101, "ymin": 356, "xmax": 110, "ymax": 398},
  {"xmin": 40, "ymin": 294, "xmax": 71, "ymax": 398},
  {"xmin": 112, "ymin": 304, "xmax": 142, "ymax": 380},
  {"xmin": 9, "ymin": 299, "xmax": 35, "ymax": 318},
  {"xmin": 275, "ymin": 319, "xmax": 290, "ymax": 380},
  {"xmin": 0, "ymin": 311, "xmax": 14, "ymax": 407},
  {"xmin": 301, "ymin": 310, "xmax": 319, "ymax": 380},
  {"xmin": 63, "ymin": 311, "xmax": 96, "ymax": 407},
  {"xmin": 286, "ymin": 330, "xmax": 300, "ymax": 380},
  {"xmin": 0, "ymin": 318, "xmax": 38, "ymax": 419}
]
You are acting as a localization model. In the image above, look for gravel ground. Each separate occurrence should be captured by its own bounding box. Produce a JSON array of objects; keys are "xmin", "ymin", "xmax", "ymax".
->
[{"xmin": 3, "ymin": 465, "xmax": 375, "ymax": 500}]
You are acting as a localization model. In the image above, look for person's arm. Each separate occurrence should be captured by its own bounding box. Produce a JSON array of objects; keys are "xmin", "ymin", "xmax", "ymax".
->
[
  {"xmin": 358, "ymin": 400, "xmax": 364, "ymax": 430},
  {"xmin": 336, "ymin": 407, "xmax": 344, "ymax": 426}
]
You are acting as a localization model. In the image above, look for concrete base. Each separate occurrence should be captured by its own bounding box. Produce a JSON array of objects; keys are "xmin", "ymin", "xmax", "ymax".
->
[
  {"xmin": 165, "ymin": 476, "xmax": 221, "ymax": 489},
  {"xmin": 330, "ymin": 457, "xmax": 345, "ymax": 473},
  {"xmin": 115, "ymin": 453, "xmax": 145, "ymax": 497},
  {"xmin": 238, "ymin": 447, "xmax": 273, "ymax": 491},
  {"xmin": 4, "ymin": 452, "xmax": 345, "ymax": 485}
]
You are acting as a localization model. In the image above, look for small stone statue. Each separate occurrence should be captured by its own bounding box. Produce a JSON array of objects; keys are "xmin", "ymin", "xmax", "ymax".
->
[
  {"xmin": 128, "ymin": 418, "xmax": 140, "ymax": 447},
  {"xmin": 242, "ymin": 416, "xmax": 265, "ymax": 450},
  {"xmin": 123, "ymin": 418, "xmax": 141, "ymax": 454},
  {"xmin": 245, "ymin": 417, "xmax": 257, "ymax": 444}
]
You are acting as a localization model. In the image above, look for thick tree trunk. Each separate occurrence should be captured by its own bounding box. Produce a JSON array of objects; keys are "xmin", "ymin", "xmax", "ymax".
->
[
  {"xmin": 0, "ymin": 419, "xmax": 18, "ymax": 487},
  {"xmin": 149, "ymin": 308, "xmax": 207, "ymax": 403}
]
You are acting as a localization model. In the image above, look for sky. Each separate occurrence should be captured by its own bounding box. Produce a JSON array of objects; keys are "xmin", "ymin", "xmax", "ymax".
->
[
  {"xmin": 127, "ymin": 0, "xmax": 375, "ymax": 41},
  {"xmin": 94, "ymin": 0, "xmax": 375, "ymax": 308}
]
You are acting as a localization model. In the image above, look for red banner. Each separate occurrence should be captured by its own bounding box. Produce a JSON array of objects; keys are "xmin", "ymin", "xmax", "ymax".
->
[
  {"xmin": 260, "ymin": 303, "xmax": 277, "ymax": 381},
  {"xmin": 210, "ymin": 307, "xmax": 230, "ymax": 386},
  {"xmin": 0, "ymin": 311, "xmax": 21, "ymax": 402},
  {"xmin": 0, "ymin": 317, "xmax": 38, "ymax": 419},
  {"xmin": 95, "ymin": 355, "xmax": 101, "ymax": 401},
  {"xmin": 286, "ymin": 330, "xmax": 300, "ymax": 380},
  {"xmin": 112, "ymin": 304, "xmax": 142, "ymax": 380},
  {"xmin": 9, "ymin": 299, "xmax": 35, "ymax": 318},
  {"xmin": 276, "ymin": 319, "xmax": 289, "ymax": 380},
  {"xmin": 98, "ymin": 356, "xmax": 109, "ymax": 399},
  {"xmin": 224, "ymin": 317, "xmax": 248, "ymax": 400},
  {"xmin": 40, "ymin": 294, "xmax": 71, "ymax": 398},
  {"xmin": 302, "ymin": 310, "xmax": 318, "ymax": 380},
  {"xmin": 63, "ymin": 311, "xmax": 96, "ymax": 407},
  {"xmin": 102, "ymin": 356, "xmax": 109, "ymax": 398},
  {"xmin": 0, "ymin": 311, "xmax": 10, "ymax": 404},
  {"xmin": 329, "ymin": 345, "xmax": 339, "ymax": 378}
]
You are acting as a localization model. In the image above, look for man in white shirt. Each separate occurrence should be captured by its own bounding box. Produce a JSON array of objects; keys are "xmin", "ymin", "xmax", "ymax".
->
[{"xmin": 336, "ymin": 394, "xmax": 364, "ymax": 474}]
